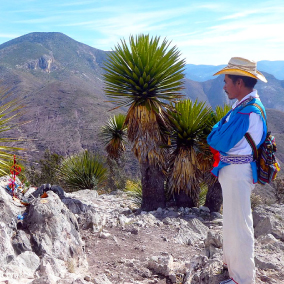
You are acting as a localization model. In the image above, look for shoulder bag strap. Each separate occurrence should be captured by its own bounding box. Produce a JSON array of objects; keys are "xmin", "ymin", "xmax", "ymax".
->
[
  {"xmin": 245, "ymin": 132, "xmax": 258, "ymax": 160},
  {"xmin": 243, "ymin": 102, "xmax": 266, "ymax": 160}
]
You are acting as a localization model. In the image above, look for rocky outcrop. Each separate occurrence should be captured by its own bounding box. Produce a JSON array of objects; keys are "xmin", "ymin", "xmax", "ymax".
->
[
  {"xmin": 1, "ymin": 175, "xmax": 284, "ymax": 283},
  {"xmin": 0, "ymin": 177, "xmax": 89, "ymax": 283},
  {"xmin": 24, "ymin": 191, "xmax": 88, "ymax": 274},
  {"xmin": 25, "ymin": 54, "xmax": 56, "ymax": 73}
]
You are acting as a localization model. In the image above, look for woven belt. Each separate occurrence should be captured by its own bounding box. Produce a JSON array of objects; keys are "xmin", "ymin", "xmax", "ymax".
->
[{"xmin": 220, "ymin": 154, "xmax": 253, "ymax": 164}]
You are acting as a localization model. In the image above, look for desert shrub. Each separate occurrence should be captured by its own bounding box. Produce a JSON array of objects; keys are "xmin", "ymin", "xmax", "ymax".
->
[
  {"xmin": 124, "ymin": 179, "xmax": 142, "ymax": 207},
  {"xmin": 25, "ymin": 150, "xmax": 63, "ymax": 186},
  {"xmin": 251, "ymin": 193, "xmax": 263, "ymax": 210},
  {"xmin": 58, "ymin": 150, "xmax": 107, "ymax": 192}
]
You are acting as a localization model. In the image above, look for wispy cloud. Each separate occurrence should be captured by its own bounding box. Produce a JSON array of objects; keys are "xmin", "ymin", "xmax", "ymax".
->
[
  {"xmin": 0, "ymin": 33, "xmax": 20, "ymax": 39},
  {"xmin": 13, "ymin": 16, "xmax": 62, "ymax": 24},
  {"xmin": 57, "ymin": 0, "xmax": 99, "ymax": 7}
]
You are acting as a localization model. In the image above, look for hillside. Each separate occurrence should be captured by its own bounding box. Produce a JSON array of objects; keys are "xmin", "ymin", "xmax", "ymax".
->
[
  {"xmin": 0, "ymin": 32, "xmax": 283, "ymax": 167},
  {"xmin": 0, "ymin": 33, "xmax": 119, "ymax": 160}
]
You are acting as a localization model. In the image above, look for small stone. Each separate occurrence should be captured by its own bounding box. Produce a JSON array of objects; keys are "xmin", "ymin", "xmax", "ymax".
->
[
  {"xmin": 191, "ymin": 207, "xmax": 200, "ymax": 215},
  {"xmin": 199, "ymin": 206, "xmax": 210, "ymax": 213},
  {"xmin": 99, "ymin": 232, "xmax": 111, "ymax": 239},
  {"xmin": 211, "ymin": 212, "xmax": 222, "ymax": 219},
  {"xmin": 156, "ymin": 207, "xmax": 163, "ymax": 214}
]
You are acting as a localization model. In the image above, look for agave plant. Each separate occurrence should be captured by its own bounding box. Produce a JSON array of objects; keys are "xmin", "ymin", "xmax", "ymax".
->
[
  {"xmin": 58, "ymin": 150, "xmax": 107, "ymax": 191},
  {"xmin": 0, "ymin": 87, "xmax": 25, "ymax": 175},
  {"xmin": 103, "ymin": 34, "xmax": 185, "ymax": 211},
  {"xmin": 167, "ymin": 99, "xmax": 213, "ymax": 207},
  {"xmin": 100, "ymin": 113, "xmax": 127, "ymax": 160}
]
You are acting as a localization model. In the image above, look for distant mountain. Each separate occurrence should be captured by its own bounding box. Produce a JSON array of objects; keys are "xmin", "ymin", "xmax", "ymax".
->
[
  {"xmin": 0, "ymin": 32, "xmax": 120, "ymax": 161},
  {"xmin": 185, "ymin": 60, "xmax": 284, "ymax": 82},
  {"xmin": 0, "ymin": 32, "xmax": 283, "ymax": 167}
]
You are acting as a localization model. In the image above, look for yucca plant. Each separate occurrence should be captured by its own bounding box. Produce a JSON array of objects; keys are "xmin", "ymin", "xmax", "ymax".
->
[
  {"xmin": 0, "ymin": 87, "xmax": 25, "ymax": 175},
  {"xmin": 167, "ymin": 99, "xmax": 213, "ymax": 207},
  {"xmin": 100, "ymin": 113, "xmax": 127, "ymax": 190},
  {"xmin": 103, "ymin": 34, "xmax": 185, "ymax": 211},
  {"xmin": 100, "ymin": 113, "xmax": 127, "ymax": 160},
  {"xmin": 58, "ymin": 150, "xmax": 107, "ymax": 192}
]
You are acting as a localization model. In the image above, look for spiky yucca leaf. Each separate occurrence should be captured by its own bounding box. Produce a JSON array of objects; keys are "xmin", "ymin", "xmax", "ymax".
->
[
  {"xmin": 214, "ymin": 104, "xmax": 231, "ymax": 122},
  {"xmin": 103, "ymin": 34, "xmax": 185, "ymax": 107},
  {"xmin": 167, "ymin": 99, "xmax": 213, "ymax": 205},
  {"xmin": 100, "ymin": 114, "xmax": 127, "ymax": 160},
  {"xmin": 58, "ymin": 150, "xmax": 107, "ymax": 192},
  {"xmin": 0, "ymin": 88, "xmax": 25, "ymax": 175}
]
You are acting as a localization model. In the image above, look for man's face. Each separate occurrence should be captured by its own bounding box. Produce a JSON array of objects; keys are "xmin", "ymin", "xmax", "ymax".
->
[{"xmin": 223, "ymin": 74, "xmax": 240, "ymax": 100}]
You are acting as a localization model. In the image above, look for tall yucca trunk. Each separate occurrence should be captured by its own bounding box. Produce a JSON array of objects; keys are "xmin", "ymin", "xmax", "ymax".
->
[
  {"xmin": 140, "ymin": 162, "xmax": 166, "ymax": 211},
  {"xmin": 204, "ymin": 180, "xmax": 223, "ymax": 212},
  {"xmin": 125, "ymin": 105, "xmax": 167, "ymax": 210}
]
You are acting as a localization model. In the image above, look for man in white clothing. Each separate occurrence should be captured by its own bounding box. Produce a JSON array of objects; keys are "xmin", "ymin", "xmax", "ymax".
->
[{"xmin": 207, "ymin": 57, "xmax": 268, "ymax": 284}]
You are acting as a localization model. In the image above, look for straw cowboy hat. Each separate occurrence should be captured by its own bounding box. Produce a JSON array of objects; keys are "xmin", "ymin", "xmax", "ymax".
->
[{"xmin": 213, "ymin": 57, "xmax": 267, "ymax": 83}]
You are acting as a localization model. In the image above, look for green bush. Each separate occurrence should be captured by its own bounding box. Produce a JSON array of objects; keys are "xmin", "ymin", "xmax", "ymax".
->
[
  {"xmin": 58, "ymin": 150, "xmax": 107, "ymax": 192},
  {"xmin": 26, "ymin": 150, "xmax": 63, "ymax": 186},
  {"xmin": 124, "ymin": 179, "xmax": 142, "ymax": 207}
]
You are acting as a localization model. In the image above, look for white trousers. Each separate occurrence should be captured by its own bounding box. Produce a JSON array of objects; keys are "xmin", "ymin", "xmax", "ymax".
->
[{"xmin": 219, "ymin": 163, "xmax": 255, "ymax": 284}]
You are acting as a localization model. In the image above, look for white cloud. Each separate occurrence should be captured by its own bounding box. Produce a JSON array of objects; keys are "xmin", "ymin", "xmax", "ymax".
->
[
  {"xmin": 13, "ymin": 16, "xmax": 61, "ymax": 24},
  {"xmin": 0, "ymin": 33, "xmax": 20, "ymax": 39}
]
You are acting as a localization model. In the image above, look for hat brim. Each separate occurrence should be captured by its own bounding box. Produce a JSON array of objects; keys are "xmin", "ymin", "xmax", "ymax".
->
[{"xmin": 213, "ymin": 68, "xmax": 267, "ymax": 83}]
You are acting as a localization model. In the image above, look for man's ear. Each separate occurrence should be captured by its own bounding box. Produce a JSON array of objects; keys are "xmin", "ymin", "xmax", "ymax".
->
[{"xmin": 236, "ymin": 78, "xmax": 243, "ymax": 87}]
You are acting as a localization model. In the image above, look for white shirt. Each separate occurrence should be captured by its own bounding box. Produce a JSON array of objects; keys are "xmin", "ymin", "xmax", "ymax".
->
[{"xmin": 226, "ymin": 90, "xmax": 263, "ymax": 155}]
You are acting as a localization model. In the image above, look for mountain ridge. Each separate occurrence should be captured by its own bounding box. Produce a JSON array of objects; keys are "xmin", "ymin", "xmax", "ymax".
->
[
  {"xmin": 0, "ymin": 32, "xmax": 283, "ymax": 167},
  {"xmin": 185, "ymin": 61, "xmax": 284, "ymax": 81}
]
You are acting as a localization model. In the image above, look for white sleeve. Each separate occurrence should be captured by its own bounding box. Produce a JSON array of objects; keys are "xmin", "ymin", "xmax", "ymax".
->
[{"xmin": 247, "ymin": 112, "xmax": 263, "ymax": 146}]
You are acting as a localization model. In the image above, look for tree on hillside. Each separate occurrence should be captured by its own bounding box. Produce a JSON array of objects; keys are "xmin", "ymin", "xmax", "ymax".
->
[
  {"xmin": 100, "ymin": 113, "xmax": 127, "ymax": 190},
  {"xmin": 167, "ymin": 99, "xmax": 213, "ymax": 207},
  {"xmin": 103, "ymin": 34, "xmax": 185, "ymax": 211}
]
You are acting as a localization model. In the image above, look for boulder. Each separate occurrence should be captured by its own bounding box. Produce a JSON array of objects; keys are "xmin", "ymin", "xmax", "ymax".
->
[
  {"xmin": 253, "ymin": 204, "xmax": 284, "ymax": 240},
  {"xmin": 175, "ymin": 218, "xmax": 209, "ymax": 245},
  {"xmin": 204, "ymin": 230, "xmax": 223, "ymax": 259},
  {"xmin": 23, "ymin": 191, "xmax": 88, "ymax": 276}
]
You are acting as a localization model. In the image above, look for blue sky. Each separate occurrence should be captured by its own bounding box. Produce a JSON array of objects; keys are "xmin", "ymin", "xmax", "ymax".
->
[{"xmin": 1, "ymin": 0, "xmax": 284, "ymax": 65}]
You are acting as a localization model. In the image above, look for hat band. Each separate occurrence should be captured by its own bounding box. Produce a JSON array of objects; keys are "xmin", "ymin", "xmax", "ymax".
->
[{"xmin": 227, "ymin": 63, "xmax": 256, "ymax": 72}]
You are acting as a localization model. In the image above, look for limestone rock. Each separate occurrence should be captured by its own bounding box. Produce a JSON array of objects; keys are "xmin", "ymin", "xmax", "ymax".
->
[
  {"xmin": 253, "ymin": 204, "xmax": 284, "ymax": 240},
  {"xmin": 92, "ymin": 274, "xmax": 113, "ymax": 284},
  {"xmin": 175, "ymin": 218, "xmax": 209, "ymax": 245},
  {"xmin": 23, "ymin": 191, "xmax": 88, "ymax": 275},
  {"xmin": 204, "ymin": 230, "xmax": 223, "ymax": 258},
  {"xmin": 148, "ymin": 255, "xmax": 174, "ymax": 276}
]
